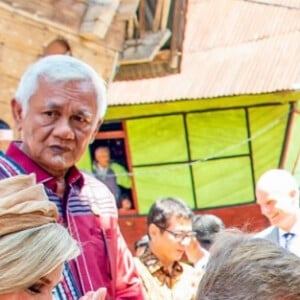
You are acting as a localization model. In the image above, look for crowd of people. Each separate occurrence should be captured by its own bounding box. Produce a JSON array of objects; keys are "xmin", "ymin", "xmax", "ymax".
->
[{"xmin": 1, "ymin": 54, "xmax": 300, "ymax": 300}]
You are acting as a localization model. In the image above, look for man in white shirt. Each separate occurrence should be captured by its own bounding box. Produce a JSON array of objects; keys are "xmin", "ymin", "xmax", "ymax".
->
[
  {"xmin": 186, "ymin": 214, "xmax": 224, "ymax": 272},
  {"xmin": 255, "ymin": 169, "xmax": 300, "ymax": 257}
]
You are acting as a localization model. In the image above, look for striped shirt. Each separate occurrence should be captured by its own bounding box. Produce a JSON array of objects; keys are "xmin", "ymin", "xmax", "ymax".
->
[{"xmin": 0, "ymin": 142, "xmax": 143, "ymax": 300}]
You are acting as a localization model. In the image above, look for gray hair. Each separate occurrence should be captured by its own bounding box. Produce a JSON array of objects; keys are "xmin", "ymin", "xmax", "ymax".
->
[
  {"xmin": 0, "ymin": 223, "xmax": 80, "ymax": 293},
  {"xmin": 196, "ymin": 229, "xmax": 300, "ymax": 300},
  {"xmin": 14, "ymin": 55, "xmax": 107, "ymax": 120}
]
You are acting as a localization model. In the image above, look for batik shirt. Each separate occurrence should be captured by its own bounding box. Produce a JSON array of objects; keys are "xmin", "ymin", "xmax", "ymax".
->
[{"xmin": 134, "ymin": 247, "xmax": 198, "ymax": 300}]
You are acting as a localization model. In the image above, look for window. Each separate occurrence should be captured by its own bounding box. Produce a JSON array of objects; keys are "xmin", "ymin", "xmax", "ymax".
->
[
  {"xmin": 114, "ymin": 0, "xmax": 187, "ymax": 80},
  {"xmin": 90, "ymin": 122, "xmax": 137, "ymax": 214}
]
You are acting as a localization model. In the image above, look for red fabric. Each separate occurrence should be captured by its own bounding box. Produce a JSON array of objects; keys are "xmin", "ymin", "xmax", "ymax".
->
[{"xmin": 1, "ymin": 142, "xmax": 145, "ymax": 300}]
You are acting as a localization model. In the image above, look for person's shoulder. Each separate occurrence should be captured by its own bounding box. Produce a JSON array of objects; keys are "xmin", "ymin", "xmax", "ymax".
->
[
  {"xmin": 0, "ymin": 150, "xmax": 11, "ymax": 163},
  {"xmin": 255, "ymin": 225, "xmax": 277, "ymax": 238},
  {"xmin": 180, "ymin": 261, "xmax": 196, "ymax": 273},
  {"xmin": 81, "ymin": 171, "xmax": 113, "ymax": 195},
  {"xmin": 0, "ymin": 151, "xmax": 23, "ymax": 177},
  {"xmin": 179, "ymin": 261, "xmax": 201, "ymax": 291},
  {"xmin": 82, "ymin": 171, "xmax": 112, "ymax": 189},
  {"xmin": 80, "ymin": 171, "xmax": 118, "ymax": 216}
]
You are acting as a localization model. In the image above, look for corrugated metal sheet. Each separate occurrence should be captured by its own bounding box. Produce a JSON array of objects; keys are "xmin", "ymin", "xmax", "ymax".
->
[
  {"xmin": 107, "ymin": 0, "xmax": 300, "ymax": 105},
  {"xmin": 255, "ymin": 0, "xmax": 300, "ymax": 8}
]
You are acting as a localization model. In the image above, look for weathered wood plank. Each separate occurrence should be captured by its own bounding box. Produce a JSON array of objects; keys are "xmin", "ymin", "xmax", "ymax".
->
[
  {"xmin": 80, "ymin": 0, "xmax": 120, "ymax": 40},
  {"xmin": 161, "ymin": 0, "xmax": 171, "ymax": 31},
  {"xmin": 152, "ymin": 0, "xmax": 163, "ymax": 32},
  {"xmin": 0, "ymin": 0, "xmax": 123, "ymax": 122},
  {"xmin": 117, "ymin": 0, "xmax": 140, "ymax": 20},
  {"xmin": 1, "ymin": 0, "xmax": 87, "ymax": 29},
  {"xmin": 119, "ymin": 29, "xmax": 171, "ymax": 64}
]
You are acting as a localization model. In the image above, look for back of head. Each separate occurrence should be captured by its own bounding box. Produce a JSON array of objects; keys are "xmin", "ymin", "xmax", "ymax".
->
[
  {"xmin": 147, "ymin": 197, "xmax": 194, "ymax": 228},
  {"xmin": 134, "ymin": 234, "xmax": 150, "ymax": 250},
  {"xmin": 0, "ymin": 174, "xmax": 80, "ymax": 293},
  {"xmin": 196, "ymin": 229, "xmax": 300, "ymax": 300},
  {"xmin": 193, "ymin": 214, "xmax": 224, "ymax": 250},
  {"xmin": 14, "ymin": 54, "xmax": 107, "ymax": 119}
]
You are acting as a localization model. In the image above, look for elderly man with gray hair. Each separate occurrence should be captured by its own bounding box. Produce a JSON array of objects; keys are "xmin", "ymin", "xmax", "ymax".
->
[
  {"xmin": 256, "ymin": 169, "xmax": 300, "ymax": 257},
  {"xmin": 0, "ymin": 55, "xmax": 144, "ymax": 300}
]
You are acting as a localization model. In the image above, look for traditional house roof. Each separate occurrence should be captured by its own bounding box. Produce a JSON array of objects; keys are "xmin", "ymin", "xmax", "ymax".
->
[{"xmin": 107, "ymin": 0, "xmax": 300, "ymax": 105}]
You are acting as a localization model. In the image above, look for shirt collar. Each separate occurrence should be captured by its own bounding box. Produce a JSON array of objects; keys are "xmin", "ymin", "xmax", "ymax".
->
[
  {"xmin": 6, "ymin": 141, "xmax": 84, "ymax": 190},
  {"xmin": 139, "ymin": 246, "xmax": 183, "ymax": 288},
  {"xmin": 277, "ymin": 214, "xmax": 300, "ymax": 237},
  {"xmin": 292, "ymin": 214, "xmax": 300, "ymax": 232}
]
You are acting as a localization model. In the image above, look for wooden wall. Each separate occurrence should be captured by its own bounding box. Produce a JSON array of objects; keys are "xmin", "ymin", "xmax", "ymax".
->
[
  {"xmin": 119, "ymin": 203, "xmax": 269, "ymax": 254},
  {"xmin": 0, "ymin": 0, "xmax": 125, "ymax": 129}
]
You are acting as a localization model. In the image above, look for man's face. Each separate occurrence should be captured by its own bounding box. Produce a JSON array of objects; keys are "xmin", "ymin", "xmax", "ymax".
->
[
  {"xmin": 13, "ymin": 78, "xmax": 101, "ymax": 177},
  {"xmin": 256, "ymin": 188, "xmax": 297, "ymax": 230},
  {"xmin": 95, "ymin": 148, "xmax": 110, "ymax": 168},
  {"xmin": 150, "ymin": 215, "xmax": 193, "ymax": 265}
]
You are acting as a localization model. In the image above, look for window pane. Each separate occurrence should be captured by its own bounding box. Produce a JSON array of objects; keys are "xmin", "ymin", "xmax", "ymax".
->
[
  {"xmin": 187, "ymin": 110, "xmax": 249, "ymax": 160},
  {"xmin": 193, "ymin": 157, "xmax": 254, "ymax": 209},
  {"xmin": 133, "ymin": 164, "xmax": 194, "ymax": 214},
  {"xmin": 249, "ymin": 105, "xmax": 289, "ymax": 182},
  {"xmin": 127, "ymin": 115, "xmax": 188, "ymax": 165}
]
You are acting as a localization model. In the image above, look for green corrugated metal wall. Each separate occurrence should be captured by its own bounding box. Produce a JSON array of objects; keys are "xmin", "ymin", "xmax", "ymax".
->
[{"xmin": 77, "ymin": 92, "xmax": 300, "ymax": 214}]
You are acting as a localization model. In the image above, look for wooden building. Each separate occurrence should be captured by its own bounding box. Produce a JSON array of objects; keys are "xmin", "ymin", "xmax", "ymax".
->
[
  {"xmin": 1, "ymin": 0, "xmax": 300, "ymax": 252},
  {"xmin": 102, "ymin": 0, "xmax": 300, "ymax": 251}
]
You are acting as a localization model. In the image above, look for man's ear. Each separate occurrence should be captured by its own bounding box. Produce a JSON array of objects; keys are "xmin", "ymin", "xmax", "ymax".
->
[
  {"xmin": 11, "ymin": 99, "xmax": 23, "ymax": 131},
  {"xmin": 148, "ymin": 223, "xmax": 159, "ymax": 240},
  {"xmin": 90, "ymin": 119, "xmax": 103, "ymax": 144}
]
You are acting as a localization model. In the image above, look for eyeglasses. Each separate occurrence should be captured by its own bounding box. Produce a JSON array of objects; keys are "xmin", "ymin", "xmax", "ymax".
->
[{"xmin": 154, "ymin": 223, "xmax": 196, "ymax": 242}]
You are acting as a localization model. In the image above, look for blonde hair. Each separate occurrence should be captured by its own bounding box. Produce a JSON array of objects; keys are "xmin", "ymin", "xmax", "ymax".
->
[
  {"xmin": 0, "ymin": 223, "xmax": 80, "ymax": 293},
  {"xmin": 0, "ymin": 174, "xmax": 80, "ymax": 293}
]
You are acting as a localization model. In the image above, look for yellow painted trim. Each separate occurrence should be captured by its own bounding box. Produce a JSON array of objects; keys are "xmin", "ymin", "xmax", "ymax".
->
[{"xmin": 106, "ymin": 91, "xmax": 300, "ymax": 120}]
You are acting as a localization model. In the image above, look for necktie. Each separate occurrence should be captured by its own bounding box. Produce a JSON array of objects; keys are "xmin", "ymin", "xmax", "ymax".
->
[{"xmin": 283, "ymin": 232, "xmax": 295, "ymax": 249}]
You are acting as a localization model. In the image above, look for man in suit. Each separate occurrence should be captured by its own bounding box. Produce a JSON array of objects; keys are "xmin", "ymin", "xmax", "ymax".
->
[{"xmin": 255, "ymin": 169, "xmax": 300, "ymax": 256}]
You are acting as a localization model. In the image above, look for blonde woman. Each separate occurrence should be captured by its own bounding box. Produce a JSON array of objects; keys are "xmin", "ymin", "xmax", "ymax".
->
[{"xmin": 0, "ymin": 174, "xmax": 106, "ymax": 300}]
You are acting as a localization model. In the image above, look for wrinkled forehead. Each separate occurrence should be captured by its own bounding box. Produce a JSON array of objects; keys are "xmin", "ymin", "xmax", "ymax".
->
[
  {"xmin": 40, "ymin": 75, "xmax": 95, "ymax": 91},
  {"xmin": 33, "ymin": 77, "xmax": 98, "ymax": 108}
]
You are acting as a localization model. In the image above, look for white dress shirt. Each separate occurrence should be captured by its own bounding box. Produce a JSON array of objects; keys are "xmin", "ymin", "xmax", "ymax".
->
[{"xmin": 279, "ymin": 218, "xmax": 300, "ymax": 257}]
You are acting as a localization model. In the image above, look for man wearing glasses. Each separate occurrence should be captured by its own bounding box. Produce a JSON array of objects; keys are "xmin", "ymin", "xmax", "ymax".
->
[{"xmin": 134, "ymin": 197, "xmax": 199, "ymax": 300}]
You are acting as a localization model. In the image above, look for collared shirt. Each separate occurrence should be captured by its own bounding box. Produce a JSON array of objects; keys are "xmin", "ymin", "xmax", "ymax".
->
[
  {"xmin": 5, "ymin": 140, "xmax": 84, "ymax": 194},
  {"xmin": 139, "ymin": 247, "xmax": 183, "ymax": 289},
  {"xmin": 0, "ymin": 142, "xmax": 144, "ymax": 300},
  {"xmin": 93, "ymin": 161, "xmax": 120, "ymax": 203},
  {"xmin": 194, "ymin": 251, "xmax": 210, "ymax": 272},
  {"xmin": 279, "ymin": 217, "xmax": 300, "ymax": 257},
  {"xmin": 135, "ymin": 247, "xmax": 197, "ymax": 300}
]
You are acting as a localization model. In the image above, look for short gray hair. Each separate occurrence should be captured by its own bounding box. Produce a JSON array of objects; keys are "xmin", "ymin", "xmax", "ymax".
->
[
  {"xmin": 14, "ymin": 55, "xmax": 107, "ymax": 120},
  {"xmin": 196, "ymin": 229, "xmax": 300, "ymax": 300},
  {"xmin": 0, "ymin": 223, "xmax": 80, "ymax": 293}
]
